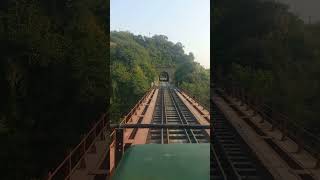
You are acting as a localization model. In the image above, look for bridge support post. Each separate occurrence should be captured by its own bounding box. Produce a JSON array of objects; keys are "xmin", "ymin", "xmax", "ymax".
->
[{"xmin": 115, "ymin": 128, "xmax": 124, "ymax": 168}]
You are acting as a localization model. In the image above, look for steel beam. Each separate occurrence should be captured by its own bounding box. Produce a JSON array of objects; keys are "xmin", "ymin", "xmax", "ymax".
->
[{"xmin": 110, "ymin": 123, "xmax": 210, "ymax": 129}]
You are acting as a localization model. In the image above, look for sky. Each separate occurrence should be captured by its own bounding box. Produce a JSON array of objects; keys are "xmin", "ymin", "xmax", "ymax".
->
[
  {"xmin": 275, "ymin": 0, "xmax": 320, "ymax": 22},
  {"xmin": 110, "ymin": 0, "xmax": 210, "ymax": 69}
]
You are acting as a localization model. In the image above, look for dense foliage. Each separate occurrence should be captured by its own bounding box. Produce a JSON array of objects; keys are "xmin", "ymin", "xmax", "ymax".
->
[
  {"xmin": 214, "ymin": 0, "xmax": 320, "ymax": 135},
  {"xmin": 0, "ymin": 0, "xmax": 108, "ymax": 179},
  {"xmin": 176, "ymin": 62, "xmax": 210, "ymax": 108},
  {"xmin": 110, "ymin": 31, "xmax": 210, "ymax": 121},
  {"xmin": 110, "ymin": 31, "xmax": 156, "ymax": 122}
]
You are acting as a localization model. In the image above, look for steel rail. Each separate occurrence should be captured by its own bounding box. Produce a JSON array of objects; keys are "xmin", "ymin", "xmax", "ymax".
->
[
  {"xmin": 147, "ymin": 84, "xmax": 209, "ymax": 144},
  {"xmin": 162, "ymin": 88, "xmax": 170, "ymax": 144},
  {"xmin": 212, "ymin": 102, "xmax": 273, "ymax": 179},
  {"xmin": 213, "ymin": 135, "xmax": 242, "ymax": 179},
  {"xmin": 167, "ymin": 88, "xmax": 193, "ymax": 143},
  {"xmin": 211, "ymin": 144, "xmax": 228, "ymax": 180},
  {"xmin": 170, "ymin": 88, "xmax": 199, "ymax": 143},
  {"xmin": 217, "ymin": 85, "xmax": 320, "ymax": 167},
  {"xmin": 160, "ymin": 89, "xmax": 164, "ymax": 144}
]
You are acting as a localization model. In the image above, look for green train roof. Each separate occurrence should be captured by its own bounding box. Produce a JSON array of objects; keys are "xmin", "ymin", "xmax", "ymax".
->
[{"xmin": 111, "ymin": 143, "xmax": 210, "ymax": 180}]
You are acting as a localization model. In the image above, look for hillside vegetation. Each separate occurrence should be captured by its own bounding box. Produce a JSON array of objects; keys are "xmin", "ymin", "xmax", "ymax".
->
[
  {"xmin": 110, "ymin": 31, "xmax": 210, "ymax": 122},
  {"xmin": 214, "ymin": 0, "xmax": 320, "ymax": 135},
  {"xmin": 0, "ymin": 0, "xmax": 108, "ymax": 179}
]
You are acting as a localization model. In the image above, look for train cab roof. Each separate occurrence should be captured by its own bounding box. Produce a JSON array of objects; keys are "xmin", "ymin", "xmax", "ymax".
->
[{"xmin": 111, "ymin": 143, "xmax": 210, "ymax": 180}]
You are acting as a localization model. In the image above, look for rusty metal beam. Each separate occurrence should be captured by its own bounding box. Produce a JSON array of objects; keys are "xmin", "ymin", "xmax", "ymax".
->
[{"xmin": 110, "ymin": 124, "xmax": 210, "ymax": 129}]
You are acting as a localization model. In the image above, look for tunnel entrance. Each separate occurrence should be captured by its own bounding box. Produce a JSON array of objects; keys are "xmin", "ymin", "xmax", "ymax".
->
[
  {"xmin": 156, "ymin": 65, "xmax": 175, "ymax": 84},
  {"xmin": 159, "ymin": 71, "xmax": 169, "ymax": 82}
]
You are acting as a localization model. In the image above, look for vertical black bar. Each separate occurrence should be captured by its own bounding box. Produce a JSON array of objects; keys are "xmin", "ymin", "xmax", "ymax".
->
[{"xmin": 115, "ymin": 128, "xmax": 123, "ymax": 168}]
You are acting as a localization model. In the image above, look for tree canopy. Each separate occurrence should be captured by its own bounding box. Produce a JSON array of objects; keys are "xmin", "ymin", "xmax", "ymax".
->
[
  {"xmin": 214, "ymin": 0, "xmax": 320, "ymax": 135},
  {"xmin": 0, "ymin": 0, "xmax": 108, "ymax": 179},
  {"xmin": 110, "ymin": 31, "xmax": 210, "ymax": 121}
]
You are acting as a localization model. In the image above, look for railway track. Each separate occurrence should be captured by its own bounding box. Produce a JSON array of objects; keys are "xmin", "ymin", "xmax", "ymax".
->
[
  {"xmin": 211, "ymin": 102, "xmax": 274, "ymax": 180},
  {"xmin": 139, "ymin": 85, "xmax": 274, "ymax": 179},
  {"xmin": 147, "ymin": 85, "xmax": 209, "ymax": 144}
]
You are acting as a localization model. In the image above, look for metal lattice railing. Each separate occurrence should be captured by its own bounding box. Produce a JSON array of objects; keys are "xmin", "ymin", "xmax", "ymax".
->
[
  {"xmin": 106, "ymin": 86, "xmax": 156, "ymax": 173},
  {"xmin": 47, "ymin": 86, "xmax": 156, "ymax": 180},
  {"xmin": 178, "ymin": 88, "xmax": 210, "ymax": 111},
  {"xmin": 216, "ymin": 84, "xmax": 320, "ymax": 168},
  {"xmin": 47, "ymin": 113, "xmax": 108, "ymax": 180}
]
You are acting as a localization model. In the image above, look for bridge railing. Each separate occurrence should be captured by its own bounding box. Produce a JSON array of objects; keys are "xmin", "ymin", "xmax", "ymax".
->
[
  {"xmin": 217, "ymin": 84, "xmax": 320, "ymax": 168},
  {"xmin": 47, "ymin": 113, "xmax": 107, "ymax": 180},
  {"xmin": 109, "ymin": 86, "xmax": 156, "ymax": 141},
  {"xmin": 178, "ymin": 88, "xmax": 210, "ymax": 111},
  {"xmin": 107, "ymin": 86, "xmax": 156, "ymax": 175},
  {"xmin": 47, "ymin": 86, "xmax": 156, "ymax": 179}
]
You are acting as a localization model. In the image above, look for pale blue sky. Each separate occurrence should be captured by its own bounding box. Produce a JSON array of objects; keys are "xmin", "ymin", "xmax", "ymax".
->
[{"xmin": 111, "ymin": 0, "xmax": 210, "ymax": 68}]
